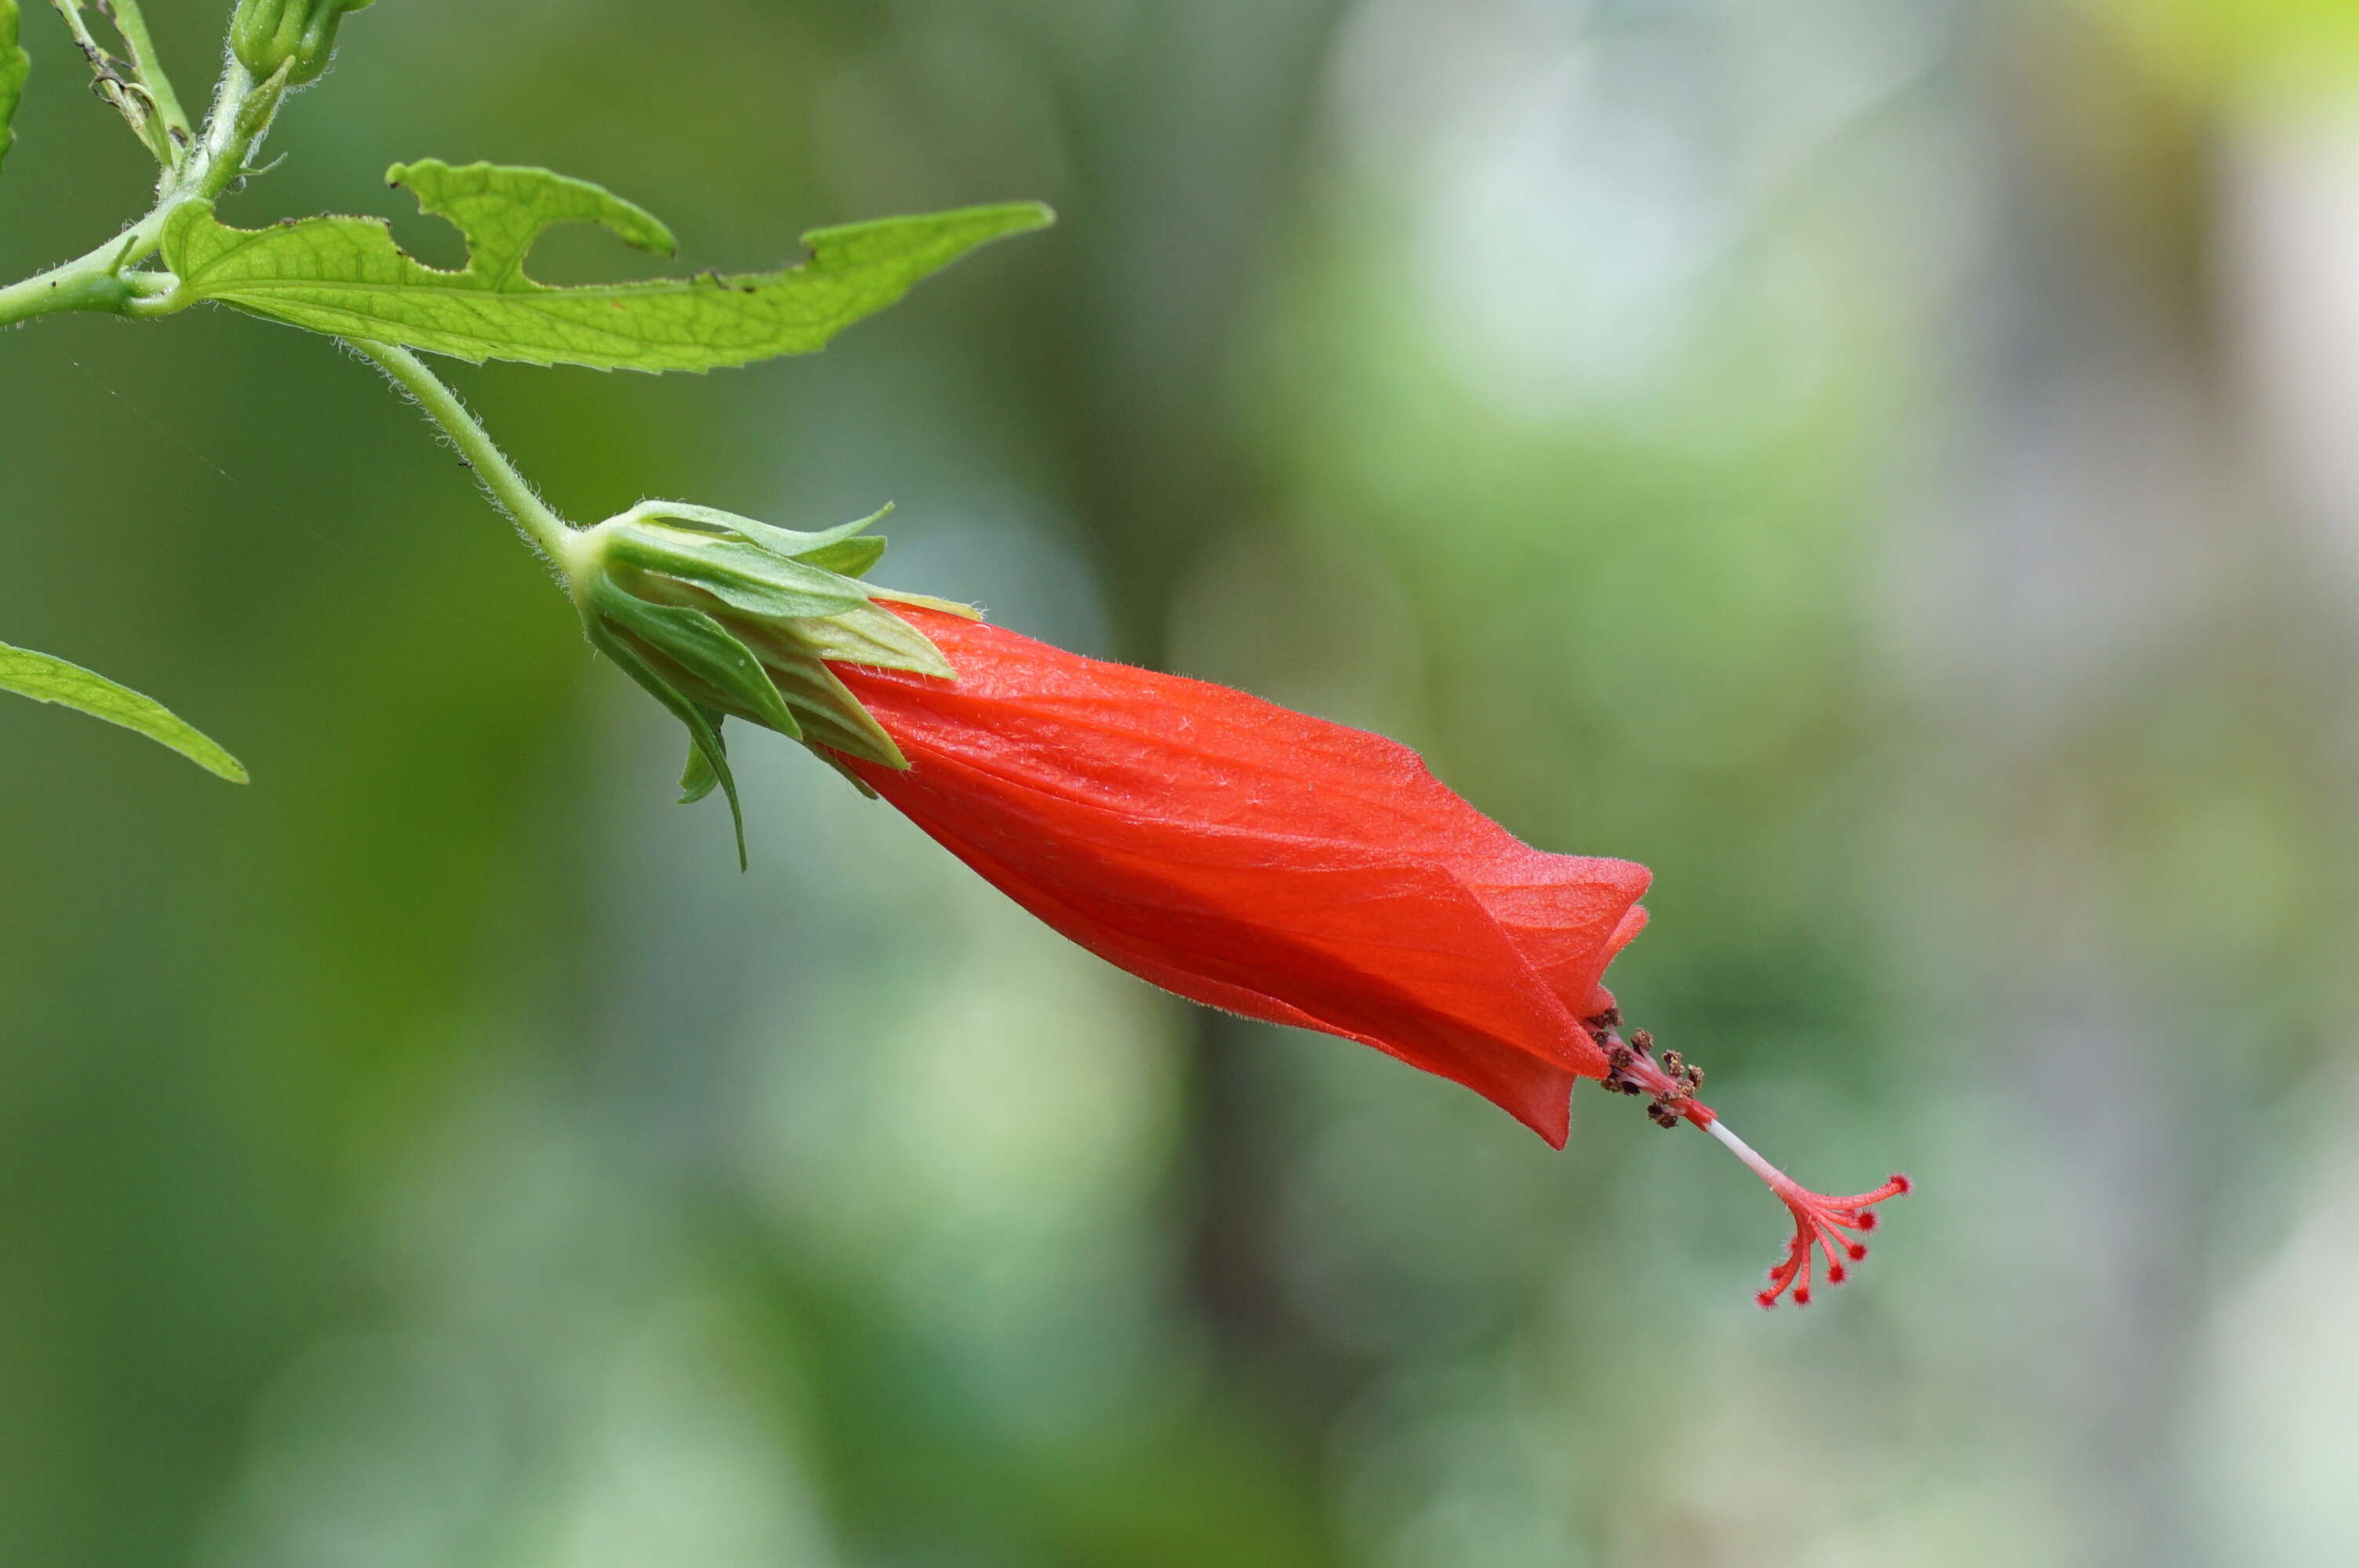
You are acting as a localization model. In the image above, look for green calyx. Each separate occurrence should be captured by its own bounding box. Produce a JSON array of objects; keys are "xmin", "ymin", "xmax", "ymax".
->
[
  {"xmin": 230, "ymin": 0, "xmax": 373, "ymax": 86},
  {"xmin": 565, "ymin": 501, "xmax": 963, "ymax": 866}
]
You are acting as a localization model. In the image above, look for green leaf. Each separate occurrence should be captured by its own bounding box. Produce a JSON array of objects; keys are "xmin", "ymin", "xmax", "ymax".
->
[
  {"xmin": 0, "ymin": 640, "xmax": 248, "ymax": 782},
  {"xmin": 158, "ymin": 159, "xmax": 1055, "ymax": 372},
  {"xmin": 1, "ymin": 0, "xmax": 27, "ymax": 180}
]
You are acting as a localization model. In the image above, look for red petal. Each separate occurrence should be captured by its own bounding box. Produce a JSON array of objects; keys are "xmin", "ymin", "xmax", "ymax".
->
[
  {"xmin": 827, "ymin": 606, "xmax": 1653, "ymax": 1141},
  {"xmin": 847, "ymin": 746, "xmax": 1589, "ymax": 1142}
]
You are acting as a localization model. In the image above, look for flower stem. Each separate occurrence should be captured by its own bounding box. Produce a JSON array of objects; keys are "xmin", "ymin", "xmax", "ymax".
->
[
  {"xmin": 344, "ymin": 339, "xmax": 581, "ymax": 570},
  {"xmin": 0, "ymin": 237, "xmax": 163, "ymax": 324}
]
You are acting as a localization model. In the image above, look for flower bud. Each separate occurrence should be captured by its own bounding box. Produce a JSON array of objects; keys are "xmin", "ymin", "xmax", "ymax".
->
[{"xmin": 230, "ymin": 0, "xmax": 373, "ymax": 85}]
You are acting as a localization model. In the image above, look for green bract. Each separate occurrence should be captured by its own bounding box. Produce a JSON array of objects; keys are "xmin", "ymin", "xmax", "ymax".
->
[
  {"xmin": 565, "ymin": 503, "xmax": 963, "ymax": 865},
  {"xmin": 230, "ymin": 0, "xmax": 373, "ymax": 86},
  {"xmin": 0, "ymin": 641, "xmax": 248, "ymax": 782},
  {"xmin": 0, "ymin": 0, "xmax": 27, "ymax": 179},
  {"xmin": 156, "ymin": 160, "xmax": 1055, "ymax": 372}
]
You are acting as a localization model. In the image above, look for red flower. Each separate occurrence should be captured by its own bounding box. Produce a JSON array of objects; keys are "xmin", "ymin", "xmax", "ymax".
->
[
  {"xmin": 573, "ymin": 503, "xmax": 1907, "ymax": 1306},
  {"xmin": 831, "ymin": 604, "xmax": 1909, "ymax": 1307}
]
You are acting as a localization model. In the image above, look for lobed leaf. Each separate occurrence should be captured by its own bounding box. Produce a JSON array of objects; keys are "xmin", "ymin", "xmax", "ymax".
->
[
  {"xmin": 1, "ymin": 0, "xmax": 26, "ymax": 179},
  {"xmin": 0, "ymin": 640, "xmax": 248, "ymax": 782},
  {"xmin": 158, "ymin": 159, "xmax": 1054, "ymax": 372}
]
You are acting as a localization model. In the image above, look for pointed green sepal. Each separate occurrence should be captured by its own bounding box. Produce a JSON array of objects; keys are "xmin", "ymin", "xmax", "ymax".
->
[
  {"xmin": 625, "ymin": 501, "xmax": 890, "ymax": 559},
  {"xmin": 606, "ymin": 528, "xmax": 870, "ymax": 622},
  {"xmin": 586, "ymin": 619, "xmax": 747, "ymax": 869},
  {"xmin": 734, "ymin": 631, "xmax": 908, "ymax": 767},
  {"xmin": 678, "ymin": 731, "xmax": 720, "ymax": 804},
  {"xmin": 794, "ymin": 534, "xmax": 888, "ymax": 579},
  {"xmin": 780, "ymin": 603, "xmax": 956, "ymax": 681},
  {"xmin": 588, "ymin": 575, "xmax": 801, "ymax": 740}
]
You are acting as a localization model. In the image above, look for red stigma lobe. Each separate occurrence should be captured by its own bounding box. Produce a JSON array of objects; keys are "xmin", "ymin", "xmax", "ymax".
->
[{"xmin": 1754, "ymin": 1171, "xmax": 1912, "ymax": 1309}]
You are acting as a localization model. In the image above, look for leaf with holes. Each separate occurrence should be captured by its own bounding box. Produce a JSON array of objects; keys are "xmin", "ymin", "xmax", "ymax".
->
[{"xmin": 158, "ymin": 160, "xmax": 1053, "ymax": 372}]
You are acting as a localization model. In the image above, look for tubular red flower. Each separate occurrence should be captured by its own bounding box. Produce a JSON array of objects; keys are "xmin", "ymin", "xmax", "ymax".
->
[
  {"xmin": 827, "ymin": 603, "xmax": 1907, "ymax": 1303},
  {"xmin": 830, "ymin": 603, "xmax": 1646, "ymax": 1145}
]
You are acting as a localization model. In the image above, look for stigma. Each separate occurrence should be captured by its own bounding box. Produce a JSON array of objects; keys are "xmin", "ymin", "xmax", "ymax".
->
[{"xmin": 1587, "ymin": 1012, "xmax": 1910, "ymax": 1308}]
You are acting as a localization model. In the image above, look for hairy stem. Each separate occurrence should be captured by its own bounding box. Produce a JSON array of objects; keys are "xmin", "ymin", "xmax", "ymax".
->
[
  {"xmin": 345, "ymin": 339, "xmax": 581, "ymax": 570},
  {"xmin": 0, "ymin": 55, "xmax": 274, "ymax": 332},
  {"xmin": 0, "ymin": 234, "xmax": 165, "ymax": 321}
]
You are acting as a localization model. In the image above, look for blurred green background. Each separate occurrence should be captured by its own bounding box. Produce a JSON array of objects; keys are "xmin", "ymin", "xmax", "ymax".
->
[{"xmin": 7, "ymin": 1, "xmax": 2359, "ymax": 1563}]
